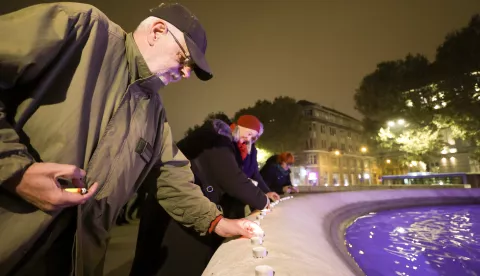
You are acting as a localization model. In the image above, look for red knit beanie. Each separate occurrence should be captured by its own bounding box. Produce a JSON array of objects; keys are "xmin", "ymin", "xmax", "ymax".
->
[{"xmin": 236, "ymin": 115, "xmax": 263, "ymax": 134}]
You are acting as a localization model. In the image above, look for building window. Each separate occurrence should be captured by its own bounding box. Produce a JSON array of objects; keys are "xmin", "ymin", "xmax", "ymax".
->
[
  {"xmin": 321, "ymin": 140, "xmax": 327, "ymax": 149},
  {"xmin": 320, "ymin": 125, "xmax": 326, "ymax": 133},
  {"xmin": 347, "ymin": 131, "xmax": 351, "ymax": 139},
  {"xmin": 330, "ymin": 127, "xmax": 336, "ymax": 136},
  {"xmin": 308, "ymin": 154, "xmax": 318, "ymax": 165},
  {"xmin": 341, "ymin": 144, "xmax": 346, "ymax": 151},
  {"xmin": 305, "ymin": 110, "xmax": 313, "ymax": 116}
]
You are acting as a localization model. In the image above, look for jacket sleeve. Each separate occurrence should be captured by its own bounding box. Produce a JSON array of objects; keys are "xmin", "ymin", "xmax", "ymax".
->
[
  {"xmin": 0, "ymin": 4, "xmax": 79, "ymax": 185},
  {"xmin": 197, "ymin": 146, "xmax": 269, "ymax": 211},
  {"xmin": 252, "ymin": 166, "xmax": 271, "ymax": 193},
  {"xmin": 154, "ymin": 122, "xmax": 222, "ymax": 236}
]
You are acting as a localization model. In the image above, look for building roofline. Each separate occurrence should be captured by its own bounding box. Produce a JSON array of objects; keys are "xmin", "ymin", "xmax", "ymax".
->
[{"xmin": 298, "ymin": 100, "xmax": 361, "ymax": 122}]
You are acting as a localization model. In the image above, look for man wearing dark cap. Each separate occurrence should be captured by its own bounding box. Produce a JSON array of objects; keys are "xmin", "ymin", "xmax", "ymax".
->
[{"xmin": 0, "ymin": 2, "xmax": 262, "ymax": 276}]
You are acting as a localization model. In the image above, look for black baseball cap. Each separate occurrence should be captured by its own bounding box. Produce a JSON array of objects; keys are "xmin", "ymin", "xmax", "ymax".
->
[{"xmin": 150, "ymin": 3, "xmax": 213, "ymax": 81}]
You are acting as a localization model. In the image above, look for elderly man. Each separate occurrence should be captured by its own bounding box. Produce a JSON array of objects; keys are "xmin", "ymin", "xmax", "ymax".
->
[
  {"xmin": 131, "ymin": 115, "xmax": 279, "ymax": 275},
  {"xmin": 0, "ymin": 2, "xmax": 261, "ymax": 276}
]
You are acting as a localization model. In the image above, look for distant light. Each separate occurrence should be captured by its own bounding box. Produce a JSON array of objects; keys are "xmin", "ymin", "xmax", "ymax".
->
[
  {"xmin": 256, "ymin": 147, "xmax": 272, "ymax": 166},
  {"xmin": 441, "ymin": 148, "xmax": 448, "ymax": 154},
  {"xmin": 386, "ymin": 159, "xmax": 391, "ymax": 164},
  {"xmin": 334, "ymin": 150, "xmax": 340, "ymax": 156},
  {"xmin": 397, "ymin": 119, "xmax": 405, "ymax": 125},
  {"xmin": 411, "ymin": 161, "xmax": 418, "ymax": 166},
  {"xmin": 308, "ymin": 172, "xmax": 318, "ymax": 181},
  {"xmin": 387, "ymin": 121, "xmax": 395, "ymax": 127},
  {"xmin": 358, "ymin": 174, "xmax": 362, "ymax": 179},
  {"xmin": 439, "ymin": 181, "xmax": 444, "ymax": 185},
  {"xmin": 441, "ymin": 157, "xmax": 447, "ymax": 163},
  {"xmin": 449, "ymin": 148, "xmax": 457, "ymax": 153},
  {"xmin": 450, "ymin": 156, "xmax": 456, "ymax": 162},
  {"xmin": 360, "ymin": 146, "xmax": 367, "ymax": 153},
  {"xmin": 299, "ymin": 168, "xmax": 307, "ymax": 178},
  {"xmin": 434, "ymin": 105, "xmax": 440, "ymax": 109},
  {"xmin": 363, "ymin": 173, "xmax": 370, "ymax": 179}
]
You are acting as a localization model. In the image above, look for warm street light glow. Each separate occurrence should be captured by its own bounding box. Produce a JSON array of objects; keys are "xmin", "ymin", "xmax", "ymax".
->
[
  {"xmin": 387, "ymin": 121, "xmax": 395, "ymax": 127},
  {"xmin": 360, "ymin": 146, "xmax": 367, "ymax": 153},
  {"xmin": 386, "ymin": 159, "xmax": 391, "ymax": 164},
  {"xmin": 334, "ymin": 150, "xmax": 340, "ymax": 156},
  {"xmin": 397, "ymin": 119, "xmax": 405, "ymax": 125},
  {"xmin": 411, "ymin": 161, "xmax": 418, "ymax": 166},
  {"xmin": 449, "ymin": 148, "xmax": 457, "ymax": 153}
]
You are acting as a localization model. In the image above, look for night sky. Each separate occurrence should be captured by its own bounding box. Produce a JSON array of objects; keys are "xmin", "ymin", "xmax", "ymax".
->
[{"xmin": 2, "ymin": 0, "xmax": 480, "ymax": 140}]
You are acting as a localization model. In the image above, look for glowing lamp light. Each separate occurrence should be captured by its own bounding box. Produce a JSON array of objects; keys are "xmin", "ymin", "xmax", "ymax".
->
[
  {"xmin": 256, "ymin": 147, "xmax": 272, "ymax": 166},
  {"xmin": 308, "ymin": 172, "xmax": 318, "ymax": 181}
]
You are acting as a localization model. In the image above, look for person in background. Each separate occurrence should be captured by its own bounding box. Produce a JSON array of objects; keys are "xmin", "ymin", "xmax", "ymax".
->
[
  {"xmin": 131, "ymin": 115, "xmax": 275, "ymax": 276},
  {"xmin": 232, "ymin": 116, "xmax": 280, "ymax": 200},
  {"xmin": 261, "ymin": 152, "xmax": 299, "ymax": 195}
]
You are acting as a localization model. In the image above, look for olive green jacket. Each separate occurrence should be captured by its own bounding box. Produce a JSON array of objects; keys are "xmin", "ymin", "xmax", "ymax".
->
[{"xmin": 0, "ymin": 3, "xmax": 220, "ymax": 275}]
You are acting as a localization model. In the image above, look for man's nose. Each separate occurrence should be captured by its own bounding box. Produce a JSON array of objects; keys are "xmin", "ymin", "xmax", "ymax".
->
[{"xmin": 181, "ymin": 66, "xmax": 192, "ymax": 78}]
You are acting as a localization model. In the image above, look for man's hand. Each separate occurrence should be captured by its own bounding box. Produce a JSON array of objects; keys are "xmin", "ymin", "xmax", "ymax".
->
[
  {"xmin": 5, "ymin": 162, "xmax": 99, "ymax": 211},
  {"xmin": 282, "ymin": 185, "xmax": 299, "ymax": 194},
  {"xmin": 266, "ymin": 192, "xmax": 280, "ymax": 201},
  {"xmin": 214, "ymin": 218, "xmax": 263, "ymax": 238}
]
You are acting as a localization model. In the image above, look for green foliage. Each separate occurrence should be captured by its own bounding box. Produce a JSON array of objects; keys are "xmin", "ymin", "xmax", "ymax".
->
[{"xmin": 354, "ymin": 14, "xmax": 480, "ymax": 161}]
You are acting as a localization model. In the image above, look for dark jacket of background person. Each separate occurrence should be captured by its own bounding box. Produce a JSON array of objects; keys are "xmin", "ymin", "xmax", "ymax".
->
[
  {"xmin": 130, "ymin": 119, "xmax": 268, "ymax": 276},
  {"xmin": 260, "ymin": 155, "xmax": 294, "ymax": 194}
]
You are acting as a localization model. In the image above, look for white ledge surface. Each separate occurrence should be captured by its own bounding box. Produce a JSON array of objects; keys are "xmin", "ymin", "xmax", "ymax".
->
[{"xmin": 202, "ymin": 188, "xmax": 480, "ymax": 276}]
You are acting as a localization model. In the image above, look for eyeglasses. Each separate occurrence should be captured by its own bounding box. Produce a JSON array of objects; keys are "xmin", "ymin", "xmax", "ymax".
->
[{"xmin": 168, "ymin": 30, "xmax": 193, "ymax": 67}]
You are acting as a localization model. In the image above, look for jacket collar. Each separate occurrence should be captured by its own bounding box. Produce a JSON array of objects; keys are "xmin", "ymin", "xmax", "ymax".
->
[{"xmin": 125, "ymin": 33, "xmax": 154, "ymax": 82}]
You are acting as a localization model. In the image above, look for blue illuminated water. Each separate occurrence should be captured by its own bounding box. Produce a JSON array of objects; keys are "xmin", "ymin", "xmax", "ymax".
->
[{"xmin": 345, "ymin": 205, "xmax": 480, "ymax": 276}]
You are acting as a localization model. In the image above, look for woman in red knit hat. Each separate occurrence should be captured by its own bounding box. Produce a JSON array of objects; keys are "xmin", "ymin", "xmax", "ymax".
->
[{"xmin": 132, "ymin": 114, "xmax": 278, "ymax": 275}]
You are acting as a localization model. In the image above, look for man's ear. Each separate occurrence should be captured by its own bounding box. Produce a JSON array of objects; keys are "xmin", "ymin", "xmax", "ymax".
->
[{"xmin": 147, "ymin": 19, "xmax": 168, "ymax": 45}]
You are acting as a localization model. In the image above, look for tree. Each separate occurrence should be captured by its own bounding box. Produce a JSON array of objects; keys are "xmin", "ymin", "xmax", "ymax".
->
[
  {"xmin": 354, "ymin": 53, "xmax": 432, "ymax": 123},
  {"xmin": 184, "ymin": 111, "xmax": 231, "ymax": 137},
  {"xmin": 233, "ymin": 96, "xmax": 309, "ymax": 154},
  {"xmin": 354, "ymin": 14, "xmax": 480, "ymax": 162}
]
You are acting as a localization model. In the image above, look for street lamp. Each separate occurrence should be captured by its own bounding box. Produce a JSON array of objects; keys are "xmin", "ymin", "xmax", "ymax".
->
[
  {"xmin": 334, "ymin": 150, "xmax": 340, "ymax": 156},
  {"xmin": 387, "ymin": 121, "xmax": 395, "ymax": 127},
  {"xmin": 397, "ymin": 119, "xmax": 405, "ymax": 125},
  {"xmin": 386, "ymin": 159, "xmax": 391, "ymax": 164},
  {"xmin": 360, "ymin": 146, "xmax": 367, "ymax": 153}
]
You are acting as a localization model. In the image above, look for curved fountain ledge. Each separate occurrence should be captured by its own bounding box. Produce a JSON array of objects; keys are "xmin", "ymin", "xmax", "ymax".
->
[{"xmin": 202, "ymin": 188, "xmax": 480, "ymax": 276}]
